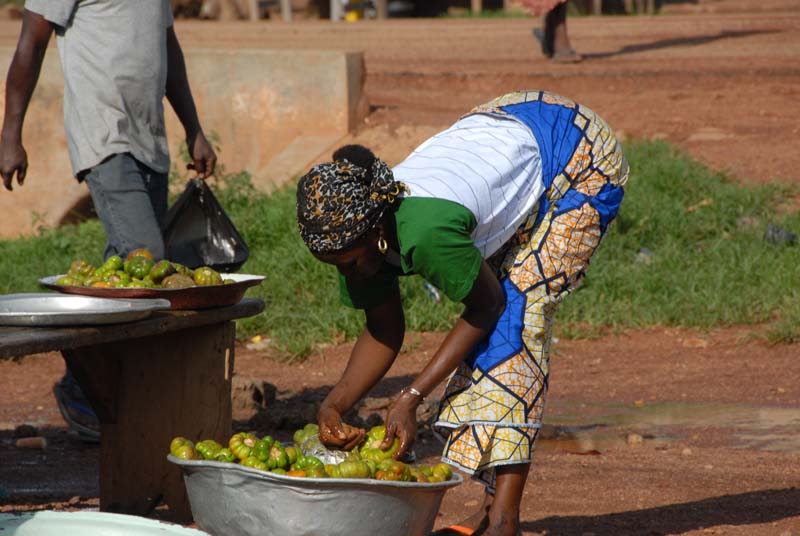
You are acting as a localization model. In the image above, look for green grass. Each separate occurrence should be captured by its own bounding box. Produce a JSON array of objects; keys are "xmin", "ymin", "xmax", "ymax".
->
[
  {"xmin": 555, "ymin": 140, "xmax": 800, "ymax": 340},
  {"xmin": 1, "ymin": 140, "xmax": 797, "ymax": 357}
]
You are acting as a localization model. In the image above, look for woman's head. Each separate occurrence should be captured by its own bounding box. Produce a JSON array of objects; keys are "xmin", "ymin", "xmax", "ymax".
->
[{"xmin": 296, "ymin": 144, "xmax": 404, "ymax": 279}]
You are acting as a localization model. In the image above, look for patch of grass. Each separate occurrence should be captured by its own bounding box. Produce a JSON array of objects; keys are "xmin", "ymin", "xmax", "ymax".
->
[
  {"xmin": 555, "ymin": 140, "xmax": 800, "ymax": 334},
  {"xmin": 1, "ymin": 140, "xmax": 797, "ymax": 357}
]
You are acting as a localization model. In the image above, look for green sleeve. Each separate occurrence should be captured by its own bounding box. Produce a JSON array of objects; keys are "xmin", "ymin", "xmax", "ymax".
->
[
  {"xmin": 338, "ymin": 270, "xmax": 399, "ymax": 310},
  {"xmin": 396, "ymin": 198, "xmax": 482, "ymax": 303}
]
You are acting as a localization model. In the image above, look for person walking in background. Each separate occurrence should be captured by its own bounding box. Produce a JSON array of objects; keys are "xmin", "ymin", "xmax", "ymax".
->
[
  {"xmin": 0, "ymin": 0, "xmax": 217, "ymax": 440},
  {"xmin": 523, "ymin": 0, "xmax": 582, "ymax": 63},
  {"xmin": 297, "ymin": 90, "xmax": 628, "ymax": 535}
]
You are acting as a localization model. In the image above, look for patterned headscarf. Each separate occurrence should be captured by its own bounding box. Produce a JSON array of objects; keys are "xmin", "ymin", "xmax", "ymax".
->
[{"xmin": 296, "ymin": 157, "xmax": 406, "ymax": 253}]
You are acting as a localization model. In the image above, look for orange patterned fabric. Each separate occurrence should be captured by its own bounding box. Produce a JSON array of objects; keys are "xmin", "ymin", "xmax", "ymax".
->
[{"xmin": 435, "ymin": 91, "xmax": 629, "ymax": 492}]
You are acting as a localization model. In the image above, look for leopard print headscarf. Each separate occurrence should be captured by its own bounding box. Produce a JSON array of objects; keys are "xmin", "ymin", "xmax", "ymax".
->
[{"xmin": 296, "ymin": 157, "xmax": 406, "ymax": 253}]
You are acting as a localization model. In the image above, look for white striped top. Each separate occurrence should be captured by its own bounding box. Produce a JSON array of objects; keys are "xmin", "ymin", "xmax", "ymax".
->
[{"xmin": 392, "ymin": 113, "xmax": 544, "ymax": 258}]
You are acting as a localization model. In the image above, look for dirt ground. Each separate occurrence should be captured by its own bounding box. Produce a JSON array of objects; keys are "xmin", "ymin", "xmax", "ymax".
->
[
  {"xmin": 1, "ymin": 1, "xmax": 800, "ymax": 534},
  {"xmin": 2, "ymin": 328, "xmax": 800, "ymax": 534}
]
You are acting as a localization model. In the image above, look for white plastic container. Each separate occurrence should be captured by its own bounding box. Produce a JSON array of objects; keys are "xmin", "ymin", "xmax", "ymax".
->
[{"xmin": 0, "ymin": 511, "xmax": 208, "ymax": 535}]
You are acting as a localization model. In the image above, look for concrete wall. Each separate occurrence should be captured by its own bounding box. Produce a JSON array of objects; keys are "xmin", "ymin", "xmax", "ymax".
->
[{"xmin": 0, "ymin": 46, "xmax": 365, "ymax": 239}]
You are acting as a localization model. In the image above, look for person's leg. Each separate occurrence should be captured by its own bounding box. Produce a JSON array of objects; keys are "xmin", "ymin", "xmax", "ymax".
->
[
  {"xmin": 544, "ymin": 1, "xmax": 581, "ymax": 62},
  {"xmin": 55, "ymin": 154, "xmax": 168, "ymax": 440},
  {"xmin": 53, "ymin": 368, "xmax": 101, "ymax": 441},
  {"xmin": 83, "ymin": 153, "xmax": 167, "ymax": 261},
  {"xmin": 478, "ymin": 464, "xmax": 529, "ymax": 536}
]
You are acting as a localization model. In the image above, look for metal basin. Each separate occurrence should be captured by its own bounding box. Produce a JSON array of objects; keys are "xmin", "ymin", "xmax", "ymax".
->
[{"xmin": 168, "ymin": 455, "xmax": 463, "ymax": 536}]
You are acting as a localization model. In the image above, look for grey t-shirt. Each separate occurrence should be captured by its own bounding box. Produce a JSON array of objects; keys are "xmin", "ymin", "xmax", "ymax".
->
[{"xmin": 25, "ymin": 0, "xmax": 174, "ymax": 176}]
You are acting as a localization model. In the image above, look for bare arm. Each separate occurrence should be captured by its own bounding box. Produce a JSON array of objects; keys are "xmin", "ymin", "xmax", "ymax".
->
[
  {"xmin": 318, "ymin": 288, "xmax": 405, "ymax": 450},
  {"xmin": 382, "ymin": 261, "xmax": 506, "ymax": 456},
  {"xmin": 0, "ymin": 10, "xmax": 54, "ymax": 190},
  {"xmin": 165, "ymin": 26, "xmax": 216, "ymax": 178}
]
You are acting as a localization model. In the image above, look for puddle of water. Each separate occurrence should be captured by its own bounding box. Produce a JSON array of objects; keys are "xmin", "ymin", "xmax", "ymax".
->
[{"xmin": 539, "ymin": 400, "xmax": 800, "ymax": 454}]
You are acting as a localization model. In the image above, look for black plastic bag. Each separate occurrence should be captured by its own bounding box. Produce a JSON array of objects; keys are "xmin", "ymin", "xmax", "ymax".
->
[{"xmin": 163, "ymin": 179, "xmax": 250, "ymax": 272}]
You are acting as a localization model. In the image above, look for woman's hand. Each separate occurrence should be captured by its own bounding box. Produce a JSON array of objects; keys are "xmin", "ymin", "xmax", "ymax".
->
[
  {"xmin": 318, "ymin": 404, "xmax": 365, "ymax": 451},
  {"xmin": 382, "ymin": 393, "xmax": 420, "ymax": 459}
]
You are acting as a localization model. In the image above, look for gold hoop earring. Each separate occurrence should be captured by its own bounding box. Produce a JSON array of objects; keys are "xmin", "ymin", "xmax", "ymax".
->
[{"xmin": 377, "ymin": 237, "xmax": 388, "ymax": 255}]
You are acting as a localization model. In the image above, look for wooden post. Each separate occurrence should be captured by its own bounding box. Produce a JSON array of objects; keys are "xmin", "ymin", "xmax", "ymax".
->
[
  {"xmin": 248, "ymin": 0, "xmax": 259, "ymax": 20},
  {"xmin": 63, "ymin": 323, "xmax": 236, "ymax": 521},
  {"xmin": 591, "ymin": 0, "xmax": 602, "ymax": 15},
  {"xmin": 634, "ymin": 0, "xmax": 655, "ymax": 14},
  {"xmin": 471, "ymin": 0, "xmax": 482, "ymax": 14},
  {"xmin": 280, "ymin": 0, "xmax": 292, "ymax": 21},
  {"xmin": 330, "ymin": 0, "xmax": 343, "ymax": 20},
  {"xmin": 375, "ymin": 0, "xmax": 388, "ymax": 19},
  {"xmin": 623, "ymin": 0, "xmax": 633, "ymax": 13}
]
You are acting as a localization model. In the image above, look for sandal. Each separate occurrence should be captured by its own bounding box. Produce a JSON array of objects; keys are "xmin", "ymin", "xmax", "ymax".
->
[
  {"xmin": 551, "ymin": 47, "xmax": 583, "ymax": 63},
  {"xmin": 53, "ymin": 379, "xmax": 100, "ymax": 443},
  {"xmin": 431, "ymin": 526, "xmax": 475, "ymax": 536}
]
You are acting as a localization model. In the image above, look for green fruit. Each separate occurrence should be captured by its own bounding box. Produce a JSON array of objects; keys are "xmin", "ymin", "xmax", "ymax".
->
[
  {"xmin": 125, "ymin": 249, "xmax": 154, "ymax": 262},
  {"xmin": 162, "ymin": 273, "xmax": 196, "ymax": 289},
  {"xmin": 99, "ymin": 255, "xmax": 123, "ymax": 273},
  {"xmin": 124, "ymin": 257, "xmax": 154, "ymax": 279},
  {"xmin": 55, "ymin": 276, "xmax": 83, "ymax": 287},
  {"xmin": 193, "ymin": 266, "xmax": 223, "ymax": 286},
  {"xmin": 149, "ymin": 260, "xmax": 177, "ymax": 284},
  {"xmin": 67, "ymin": 259, "xmax": 95, "ymax": 279},
  {"xmin": 171, "ymin": 262, "xmax": 192, "ymax": 276}
]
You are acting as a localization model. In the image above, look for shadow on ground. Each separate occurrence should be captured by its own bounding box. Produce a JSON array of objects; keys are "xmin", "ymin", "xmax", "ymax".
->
[
  {"xmin": 522, "ymin": 488, "xmax": 800, "ymax": 535},
  {"xmin": 585, "ymin": 29, "xmax": 781, "ymax": 60}
]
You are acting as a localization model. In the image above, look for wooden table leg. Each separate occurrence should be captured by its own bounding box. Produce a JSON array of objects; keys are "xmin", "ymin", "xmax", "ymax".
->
[{"xmin": 63, "ymin": 322, "xmax": 235, "ymax": 522}]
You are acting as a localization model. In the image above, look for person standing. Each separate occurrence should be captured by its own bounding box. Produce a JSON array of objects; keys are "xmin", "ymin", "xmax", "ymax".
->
[
  {"xmin": 523, "ymin": 0, "xmax": 582, "ymax": 63},
  {"xmin": 0, "ymin": 0, "xmax": 217, "ymax": 439}
]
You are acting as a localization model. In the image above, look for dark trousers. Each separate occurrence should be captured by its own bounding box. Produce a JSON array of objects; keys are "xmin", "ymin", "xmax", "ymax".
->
[{"xmin": 83, "ymin": 153, "xmax": 169, "ymax": 261}]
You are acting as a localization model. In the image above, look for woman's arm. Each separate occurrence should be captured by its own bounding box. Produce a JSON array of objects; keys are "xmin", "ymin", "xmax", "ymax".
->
[
  {"xmin": 381, "ymin": 260, "xmax": 505, "ymax": 456},
  {"xmin": 318, "ymin": 288, "xmax": 405, "ymax": 450}
]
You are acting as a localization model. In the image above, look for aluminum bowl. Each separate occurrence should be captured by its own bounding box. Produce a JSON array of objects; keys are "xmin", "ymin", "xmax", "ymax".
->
[
  {"xmin": 168, "ymin": 455, "xmax": 462, "ymax": 536},
  {"xmin": 0, "ymin": 294, "xmax": 171, "ymax": 326}
]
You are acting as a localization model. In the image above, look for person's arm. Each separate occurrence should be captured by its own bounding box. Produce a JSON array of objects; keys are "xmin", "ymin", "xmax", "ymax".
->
[
  {"xmin": 165, "ymin": 26, "xmax": 216, "ymax": 178},
  {"xmin": 0, "ymin": 10, "xmax": 54, "ymax": 191},
  {"xmin": 318, "ymin": 288, "xmax": 406, "ymax": 451},
  {"xmin": 381, "ymin": 260, "xmax": 506, "ymax": 457}
]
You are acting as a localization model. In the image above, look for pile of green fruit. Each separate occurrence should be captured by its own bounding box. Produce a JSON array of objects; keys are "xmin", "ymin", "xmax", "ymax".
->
[
  {"xmin": 169, "ymin": 423, "xmax": 453, "ymax": 483},
  {"xmin": 55, "ymin": 248, "xmax": 233, "ymax": 289}
]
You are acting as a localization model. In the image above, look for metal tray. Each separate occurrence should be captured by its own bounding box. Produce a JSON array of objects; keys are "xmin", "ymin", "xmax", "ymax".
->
[
  {"xmin": 168, "ymin": 455, "xmax": 463, "ymax": 536},
  {"xmin": 0, "ymin": 294, "xmax": 171, "ymax": 326},
  {"xmin": 39, "ymin": 273, "xmax": 265, "ymax": 310},
  {"xmin": 0, "ymin": 510, "xmax": 208, "ymax": 535}
]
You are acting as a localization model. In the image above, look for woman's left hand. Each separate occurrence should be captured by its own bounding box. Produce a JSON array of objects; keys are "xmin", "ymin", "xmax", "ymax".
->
[{"xmin": 381, "ymin": 394, "xmax": 419, "ymax": 459}]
